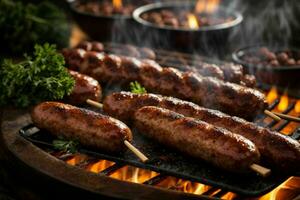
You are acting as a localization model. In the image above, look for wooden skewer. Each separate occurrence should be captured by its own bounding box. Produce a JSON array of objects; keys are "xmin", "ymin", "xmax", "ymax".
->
[
  {"xmin": 264, "ymin": 110, "xmax": 281, "ymax": 121},
  {"xmin": 124, "ymin": 140, "xmax": 149, "ymax": 163},
  {"xmin": 250, "ymin": 164, "xmax": 271, "ymax": 177},
  {"xmin": 272, "ymin": 112, "xmax": 300, "ymax": 123},
  {"xmin": 86, "ymin": 99, "xmax": 149, "ymax": 163},
  {"xmin": 86, "ymin": 99, "xmax": 103, "ymax": 109}
]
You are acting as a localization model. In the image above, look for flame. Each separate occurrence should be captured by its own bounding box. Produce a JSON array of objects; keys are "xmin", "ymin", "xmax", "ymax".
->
[
  {"xmin": 89, "ymin": 160, "xmax": 115, "ymax": 173},
  {"xmin": 194, "ymin": 183, "xmax": 210, "ymax": 194},
  {"xmin": 109, "ymin": 166, "xmax": 158, "ymax": 183},
  {"xmin": 295, "ymin": 100, "xmax": 300, "ymax": 113},
  {"xmin": 258, "ymin": 177, "xmax": 300, "ymax": 200},
  {"xmin": 266, "ymin": 86, "xmax": 278, "ymax": 104},
  {"xmin": 195, "ymin": 0, "xmax": 220, "ymax": 13},
  {"xmin": 187, "ymin": 14, "xmax": 199, "ymax": 29},
  {"xmin": 113, "ymin": 0, "xmax": 122, "ymax": 10},
  {"xmin": 66, "ymin": 154, "xmax": 87, "ymax": 166},
  {"xmin": 278, "ymin": 92, "xmax": 289, "ymax": 112}
]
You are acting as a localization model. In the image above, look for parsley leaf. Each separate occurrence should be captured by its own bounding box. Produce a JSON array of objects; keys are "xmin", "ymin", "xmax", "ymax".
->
[
  {"xmin": 130, "ymin": 81, "xmax": 147, "ymax": 94},
  {"xmin": 53, "ymin": 138, "xmax": 79, "ymax": 154},
  {"xmin": 0, "ymin": 43, "xmax": 75, "ymax": 107}
]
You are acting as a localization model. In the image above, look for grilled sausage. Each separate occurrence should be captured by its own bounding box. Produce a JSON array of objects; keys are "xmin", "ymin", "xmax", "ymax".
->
[
  {"xmin": 134, "ymin": 106, "xmax": 260, "ymax": 173},
  {"xmin": 103, "ymin": 92, "xmax": 300, "ymax": 171},
  {"xmin": 62, "ymin": 48, "xmax": 267, "ymax": 119},
  {"xmin": 31, "ymin": 102, "xmax": 132, "ymax": 153},
  {"xmin": 67, "ymin": 70, "xmax": 102, "ymax": 105}
]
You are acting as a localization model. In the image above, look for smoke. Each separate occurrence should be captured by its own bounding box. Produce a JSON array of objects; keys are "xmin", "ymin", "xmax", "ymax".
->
[{"xmin": 227, "ymin": 0, "xmax": 300, "ymax": 49}]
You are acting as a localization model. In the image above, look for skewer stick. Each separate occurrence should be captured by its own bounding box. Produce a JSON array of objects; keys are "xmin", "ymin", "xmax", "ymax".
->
[
  {"xmin": 272, "ymin": 112, "xmax": 300, "ymax": 123},
  {"xmin": 124, "ymin": 140, "xmax": 149, "ymax": 163},
  {"xmin": 86, "ymin": 99, "xmax": 103, "ymax": 108},
  {"xmin": 250, "ymin": 164, "xmax": 271, "ymax": 177},
  {"xmin": 86, "ymin": 99, "xmax": 149, "ymax": 163},
  {"xmin": 264, "ymin": 110, "xmax": 281, "ymax": 121}
]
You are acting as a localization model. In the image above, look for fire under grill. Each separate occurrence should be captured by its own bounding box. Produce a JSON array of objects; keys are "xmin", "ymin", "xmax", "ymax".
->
[{"xmin": 2, "ymin": 43, "xmax": 300, "ymax": 200}]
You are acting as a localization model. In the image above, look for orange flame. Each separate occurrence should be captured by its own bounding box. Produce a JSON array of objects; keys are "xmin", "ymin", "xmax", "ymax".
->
[
  {"xmin": 266, "ymin": 86, "xmax": 278, "ymax": 104},
  {"xmin": 113, "ymin": 0, "xmax": 122, "ymax": 10},
  {"xmin": 195, "ymin": 0, "xmax": 220, "ymax": 13},
  {"xmin": 187, "ymin": 14, "xmax": 199, "ymax": 29},
  {"xmin": 66, "ymin": 154, "xmax": 87, "ymax": 166},
  {"xmin": 278, "ymin": 92, "xmax": 289, "ymax": 112},
  {"xmin": 89, "ymin": 160, "xmax": 115, "ymax": 173},
  {"xmin": 295, "ymin": 100, "xmax": 300, "ymax": 113}
]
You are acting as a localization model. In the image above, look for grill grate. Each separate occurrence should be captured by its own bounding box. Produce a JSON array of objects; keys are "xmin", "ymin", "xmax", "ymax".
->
[{"xmin": 18, "ymin": 44, "xmax": 300, "ymax": 199}]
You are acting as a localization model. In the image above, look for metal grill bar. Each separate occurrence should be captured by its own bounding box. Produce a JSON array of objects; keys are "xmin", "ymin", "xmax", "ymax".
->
[
  {"xmin": 143, "ymin": 174, "xmax": 167, "ymax": 185},
  {"xmin": 266, "ymin": 102, "xmax": 295, "ymax": 128},
  {"xmin": 100, "ymin": 163, "xmax": 125, "ymax": 176}
]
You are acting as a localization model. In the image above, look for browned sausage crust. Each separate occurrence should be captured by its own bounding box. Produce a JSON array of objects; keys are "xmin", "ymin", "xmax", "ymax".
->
[
  {"xmin": 62, "ymin": 49, "xmax": 267, "ymax": 120},
  {"xmin": 103, "ymin": 92, "xmax": 300, "ymax": 171},
  {"xmin": 134, "ymin": 106, "xmax": 260, "ymax": 173},
  {"xmin": 66, "ymin": 70, "xmax": 102, "ymax": 105},
  {"xmin": 31, "ymin": 102, "xmax": 132, "ymax": 153}
]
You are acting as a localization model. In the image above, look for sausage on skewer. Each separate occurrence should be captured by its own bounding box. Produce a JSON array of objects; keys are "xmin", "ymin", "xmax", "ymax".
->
[
  {"xmin": 31, "ymin": 102, "xmax": 132, "ymax": 153},
  {"xmin": 62, "ymin": 49, "xmax": 267, "ymax": 120},
  {"xmin": 66, "ymin": 70, "xmax": 102, "ymax": 105},
  {"xmin": 134, "ymin": 106, "xmax": 260, "ymax": 173},
  {"xmin": 102, "ymin": 92, "xmax": 300, "ymax": 172}
]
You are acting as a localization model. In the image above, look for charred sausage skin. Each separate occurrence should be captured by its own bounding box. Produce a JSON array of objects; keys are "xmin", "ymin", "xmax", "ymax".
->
[
  {"xmin": 62, "ymin": 48, "xmax": 266, "ymax": 120},
  {"xmin": 104, "ymin": 92, "xmax": 300, "ymax": 171},
  {"xmin": 67, "ymin": 70, "xmax": 102, "ymax": 105},
  {"xmin": 134, "ymin": 106, "xmax": 260, "ymax": 173},
  {"xmin": 31, "ymin": 102, "xmax": 132, "ymax": 153}
]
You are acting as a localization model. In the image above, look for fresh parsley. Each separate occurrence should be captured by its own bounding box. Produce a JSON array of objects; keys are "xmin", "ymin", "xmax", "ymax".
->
[
  {"xmin": 53, "ymin": 138, "xmax": 79, "ymax": 154},
  {"xmin": 130, "ymin": 81, "xmax": 147, "ymax": 94},
  {"xmin": 0, "ymin": 0, "xmax": 70, "ymax": 55},
  {"xmin": 0, "ymin": 43, "xmax": 75, "ymax": 107}
]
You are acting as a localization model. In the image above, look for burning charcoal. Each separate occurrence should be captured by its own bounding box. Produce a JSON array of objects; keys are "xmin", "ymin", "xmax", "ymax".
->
[
  {"xmin": 277, "ymin": 52, "xmax": 289, "ymax": 63},
  {"xmin": 286, "ymin": 58, "xmax": 296, "ymax": 66}
]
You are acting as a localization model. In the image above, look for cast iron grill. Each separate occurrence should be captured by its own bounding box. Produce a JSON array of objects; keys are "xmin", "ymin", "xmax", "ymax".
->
[{"xmin": 14, "ymin": 43, "xmax": 300, "ymax": 199}]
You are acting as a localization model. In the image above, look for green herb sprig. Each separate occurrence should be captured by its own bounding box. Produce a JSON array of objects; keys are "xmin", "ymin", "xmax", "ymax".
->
[
  {"xmin": 53, "ymin": 137, "xmax": 79, "ymax": 154},
  {"xmin": 0, "ymin": 43, "xmax": 75, "ymax": 107},
  {"xmin": 130, "ymin": 81, "xmax": 147, "ymax": 94},
  {"xmin": 0, "ymin": 0, "xmax": 70, "ymax": 55}
]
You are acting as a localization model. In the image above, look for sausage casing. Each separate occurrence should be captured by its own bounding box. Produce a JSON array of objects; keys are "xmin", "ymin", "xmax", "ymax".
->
[
  {"xmin": 31, "ymin": 102, "xmax": 132, "ymax": 153},
  {"xmin": 134, "ymin": 106, "xmax": 260, "ymax": 172}
]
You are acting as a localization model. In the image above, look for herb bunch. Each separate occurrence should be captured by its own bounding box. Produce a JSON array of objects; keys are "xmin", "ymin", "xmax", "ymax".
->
[
  {"xmin": 53, "ymin": 137, "xmax": 79, "ymax": 154},
  {"xmin": 0, "ymin": 0, "xmax": 70, "ymax": 55},
  {"xmin": 0, "ymin": 43, "xmax": 75, "ymax": 107}
]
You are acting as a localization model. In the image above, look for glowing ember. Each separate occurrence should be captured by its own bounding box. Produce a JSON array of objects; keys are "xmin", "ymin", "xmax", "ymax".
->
[
  {"xmin": 278, "ymin": 92, "xmax": 289, "ymax": 112},
  {"xmin": 89, "ymin": 160, "xmax": 115, "ymax": 173},
  {"xmin": 195, "ymin": 0, "xmax": 220, "ymax": 13},
  {"xmin": 187, "ymin": 14, "xmax": 199, "ymax": 29},
  {"xmin": 66, "ymin": 154, "xmax": 87, "ymax": 166},
  {"xmin": 113, "ymin": 0, "xmax": 122, "ymax": 10},
  {"xmin": 258, "ymin": 177, "xmax": 300, "ymax": 200},
  {"xmin": 194, "ymin": 183, "xmax": 210, "ymax": 194},
  {"xmin": 266, "ymin": 86, "xmax": 278, "ymax": 104},
  {"xmin": 295, "ymin": 100, "xmax": 300, "ymax": 113}
]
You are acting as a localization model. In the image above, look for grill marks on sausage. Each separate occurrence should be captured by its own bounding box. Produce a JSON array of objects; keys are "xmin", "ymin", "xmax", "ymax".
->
[
  {"xmin": 103, "ymin": 92, "xmax": 300, "ymax": 171},
  {"xmin": 31, "ymin": 102, "xmax": 132, "ymax": 153},
  {"xmin": 63, "ymin": 48, "xmax": 266, "ymax": 119},
  {"xmin": 134, "ymin": 106, "xmax": 260, "ymax": 173}
]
